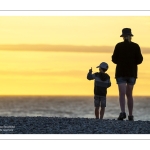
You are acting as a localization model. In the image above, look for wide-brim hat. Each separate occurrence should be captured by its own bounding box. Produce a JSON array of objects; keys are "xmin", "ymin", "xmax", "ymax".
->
[
  {"xmin": 96, "ymin": 62, "xmax": 108, "ymax": 70},
  {"xmin": 120, "ymin": 28, "xmax": 134, "ymax": 37}
]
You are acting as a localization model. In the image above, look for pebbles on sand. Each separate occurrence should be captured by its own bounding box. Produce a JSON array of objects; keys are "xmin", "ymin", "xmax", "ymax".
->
[{"xmin": 0, "ymin": 117, "xmax": 150, "ymax": 134}]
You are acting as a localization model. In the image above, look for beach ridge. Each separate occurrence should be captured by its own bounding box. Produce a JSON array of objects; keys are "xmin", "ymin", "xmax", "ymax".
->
[{"xmin": 0, "ymin": 117, "xmax": 150, "ymax": 134}]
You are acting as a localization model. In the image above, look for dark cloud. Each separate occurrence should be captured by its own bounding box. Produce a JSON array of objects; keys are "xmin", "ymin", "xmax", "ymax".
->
[
  {"xmin": 0, "ymin": 70, "xmax": 86, "ymax": 77},
  {"xmin": 0, "ymin": 44, "xmax": 149, "ymax": 53},
  {"xmin": 0, "ymin": 44, "xmax": 114, "ymax": 53}
]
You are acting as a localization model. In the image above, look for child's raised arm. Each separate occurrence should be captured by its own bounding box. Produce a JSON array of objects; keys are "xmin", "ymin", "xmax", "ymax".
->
[
  {"xmin": 87, "ymin": 67, "xmax": 95, "ymax": 80},
  {"xmin": 89, "ymin": 67, "xmax": 92, "ymax": 73}
]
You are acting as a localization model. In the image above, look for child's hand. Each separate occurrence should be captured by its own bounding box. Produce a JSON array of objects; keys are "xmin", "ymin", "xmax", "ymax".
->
[{"xmin": 89, "ymin": 67, "xmax": 92, "ymax": 73}]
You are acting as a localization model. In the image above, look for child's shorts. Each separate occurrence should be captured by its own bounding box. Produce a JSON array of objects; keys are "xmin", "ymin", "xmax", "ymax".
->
[{"xmin": 94, "ymin": 95, "xmax": 106, "ymax": 107}]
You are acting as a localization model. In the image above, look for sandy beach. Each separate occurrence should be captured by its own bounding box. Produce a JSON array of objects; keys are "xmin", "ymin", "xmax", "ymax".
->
[{"xmin": 0, "ymin": 117, "xmax": 150, "ymax": 134}]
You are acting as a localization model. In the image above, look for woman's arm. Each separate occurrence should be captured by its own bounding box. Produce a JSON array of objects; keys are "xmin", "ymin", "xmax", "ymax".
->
[
  {"xmin": 135, "ymin": 44, "xmax": 143, "ymax": 65},
  {"xmin": 112, "ymin": 44, "xmax": 119, "ymax": 64}
]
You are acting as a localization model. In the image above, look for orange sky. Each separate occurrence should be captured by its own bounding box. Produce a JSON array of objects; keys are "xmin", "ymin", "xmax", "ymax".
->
[{"xmin": 0, "ymin": 16, "xmax": 150, "ymax": 96}]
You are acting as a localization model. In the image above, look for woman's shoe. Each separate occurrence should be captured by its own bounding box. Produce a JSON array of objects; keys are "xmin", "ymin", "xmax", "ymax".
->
[
  {"xmin": 128, "ymin": 115, "xmax": 134, "ymax": 121},
  {"xmin": 117, "ymin": 112, "xmax": 126, "ymax": 120}
]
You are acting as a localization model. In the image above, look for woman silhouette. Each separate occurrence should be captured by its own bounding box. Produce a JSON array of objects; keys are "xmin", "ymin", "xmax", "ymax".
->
[{"xmin": 112, "ymin": 28, "xmax": 143, "ymax": 121}]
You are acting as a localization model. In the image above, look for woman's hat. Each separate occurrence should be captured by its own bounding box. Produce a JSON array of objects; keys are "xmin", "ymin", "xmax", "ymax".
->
[{"xmin": 120, "ymin": 28, "xmax": 134, "ymax": 37}]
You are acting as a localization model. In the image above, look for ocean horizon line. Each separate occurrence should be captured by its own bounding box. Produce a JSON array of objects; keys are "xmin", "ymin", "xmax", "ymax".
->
[{"xmin": 0, "ymin": 95, "xmax": 150, "ymax": 97}]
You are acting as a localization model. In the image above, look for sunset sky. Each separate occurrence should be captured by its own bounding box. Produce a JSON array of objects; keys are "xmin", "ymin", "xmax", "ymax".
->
[{"xmin": 0, "ymin": 16, "xmax": 150, "ymax": 96}]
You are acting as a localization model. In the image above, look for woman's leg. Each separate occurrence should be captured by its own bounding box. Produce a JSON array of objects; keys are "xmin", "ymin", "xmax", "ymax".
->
[
  {"xmin": 95, "ymin": 107, "xmax": 99, "ymax": 119},
  {"xmin": 126, "ymin": 84, "xmax": 134, "ymax": 116},
  {"xmin": 100, "ymin": 107, "xmax": 105, "ymax": 119},
  {"xmin": 118, "ymin": 83, "xmax": 126, "ymax": 112}
]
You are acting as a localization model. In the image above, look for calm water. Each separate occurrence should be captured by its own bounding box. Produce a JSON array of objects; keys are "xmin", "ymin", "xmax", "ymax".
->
[{"xmin": 0, "ymin": 96, "xmax": 150, "ymax": 121}]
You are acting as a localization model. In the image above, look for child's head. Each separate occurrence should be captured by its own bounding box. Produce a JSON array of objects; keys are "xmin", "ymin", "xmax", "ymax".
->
[{"xmin": 96, "ymin": 62, "xmax": 108, "ymax": 72}]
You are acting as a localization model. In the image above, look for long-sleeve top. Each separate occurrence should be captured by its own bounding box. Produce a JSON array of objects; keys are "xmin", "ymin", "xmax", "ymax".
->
[
  {"xmin": 87, "ymin": 71, "xmax": 111, "ymax": 97},
  {"xmin": 112, "ymin": 40, "xmax": 143, "ymax": 78}
]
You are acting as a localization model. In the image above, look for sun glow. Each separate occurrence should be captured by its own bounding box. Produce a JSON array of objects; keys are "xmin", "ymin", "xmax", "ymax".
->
[{"xmin": 0, "ymin": 16, "xmax": 149, "ymax": 95}]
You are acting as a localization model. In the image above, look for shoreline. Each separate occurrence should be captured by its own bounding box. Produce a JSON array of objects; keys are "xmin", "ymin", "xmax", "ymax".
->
[{"xmin": 0, "ymin": 117, "xmax": 150, "ymax": 134}]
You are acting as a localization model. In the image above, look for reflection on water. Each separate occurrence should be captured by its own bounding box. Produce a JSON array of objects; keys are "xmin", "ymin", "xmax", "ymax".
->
[{"xmin": 0, "ymin": 96, "xmax": 150, "ymax": 121}]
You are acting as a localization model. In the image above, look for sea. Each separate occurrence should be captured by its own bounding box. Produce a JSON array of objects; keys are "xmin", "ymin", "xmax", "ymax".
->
[{"xmin": 0, "ymin": 96, "xmax": 149, "ymax": 121}]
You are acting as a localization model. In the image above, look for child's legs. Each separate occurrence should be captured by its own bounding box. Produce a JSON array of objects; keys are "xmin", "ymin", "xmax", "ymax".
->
[
  {"xmin": 94, "ymin": 95, "xmax": 100, "ymax": 119},
  {"xmin": 95, "ymin": 107, "xmax": 100, "ymax": 119},
  {"xmin": 100, "ymin": 97, "xmax": 106, "ymax": 119},
  {"xmin": 100, "ymin": 107, "xmax": 105, "ymax": 119}
]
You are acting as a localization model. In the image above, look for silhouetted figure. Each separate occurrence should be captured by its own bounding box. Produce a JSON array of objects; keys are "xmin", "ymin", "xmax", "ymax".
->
[
  {"xmin": 112, "ymin": 28, "xmax": 143, "ymax": 121},
  {"xmin": 87, "ymin": 62, "xmax": 111, "ymax": 119}
]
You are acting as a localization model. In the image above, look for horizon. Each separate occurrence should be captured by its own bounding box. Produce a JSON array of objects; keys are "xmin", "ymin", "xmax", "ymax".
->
[{"xmin": 0, "ymin": 94, "xmax": 150, "ymax": 97}]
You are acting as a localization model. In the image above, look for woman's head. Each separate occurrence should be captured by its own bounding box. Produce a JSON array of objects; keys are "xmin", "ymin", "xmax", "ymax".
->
[
  {"xmin": 120, "ymin": 28, "xmax": 133, "ymax": 42},
  {"xmin": 123, "ymin": 35, "xmax": 132, "ymax": 42},
  {"xmin": 120, "ymin": 28, "xmax": 133, "ymax": 36}
]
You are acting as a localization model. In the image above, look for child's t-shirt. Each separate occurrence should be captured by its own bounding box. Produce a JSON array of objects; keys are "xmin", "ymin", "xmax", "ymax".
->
[{"xmin": 87, "ymin": 72, "xmax": 111, "ymax": 97}]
